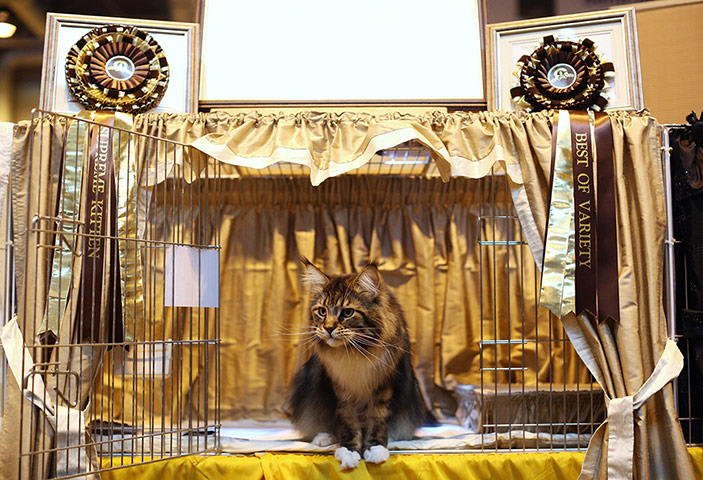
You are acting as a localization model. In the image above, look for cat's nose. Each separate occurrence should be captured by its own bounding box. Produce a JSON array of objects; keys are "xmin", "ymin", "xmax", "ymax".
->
[{"xmin": 324, "ymin": 325, "xmax": 336, "ymax": 335}]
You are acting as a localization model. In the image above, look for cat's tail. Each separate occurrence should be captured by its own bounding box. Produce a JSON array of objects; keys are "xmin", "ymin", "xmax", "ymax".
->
[{"xmin": 423, "ymin": 408, "xmax": 440, "ymax": 427}]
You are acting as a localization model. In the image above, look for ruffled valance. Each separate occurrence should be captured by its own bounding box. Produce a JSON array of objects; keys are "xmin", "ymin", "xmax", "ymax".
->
[
  {"xmin": 134, "ymin": 110, "xmax": 553, "ymax": 184},
  {"xmin": 132, "ymin": 110, "xmax": 554, "ymax": 264}
]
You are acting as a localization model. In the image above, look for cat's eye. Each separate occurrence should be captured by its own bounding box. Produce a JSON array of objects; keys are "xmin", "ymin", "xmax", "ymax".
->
[
  {"xmin": 315, "ymin": 306, "xmax": 327, "ymax": 318},
  {"xmin": 341, "ymin": 307, "xmax": 355, "ymax": 318}
]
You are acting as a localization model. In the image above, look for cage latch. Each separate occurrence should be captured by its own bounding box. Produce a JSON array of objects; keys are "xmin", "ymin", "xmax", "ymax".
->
[
  {"xmin": 30, "ymin": 214, "xmax": 84, "ymax": 256},
  {"xmin": 25, "ymin": 362, "xmax": 80, "ymax": 408}
]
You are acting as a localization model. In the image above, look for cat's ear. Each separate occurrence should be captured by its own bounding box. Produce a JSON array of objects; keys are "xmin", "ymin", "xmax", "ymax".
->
[
  {"xmin": 300, "ymin": 256, "xmax": 328, "ymax": 293},
  {"xmin": 354, "ymin": 264, "xmax": 381, "ymax": 299}
]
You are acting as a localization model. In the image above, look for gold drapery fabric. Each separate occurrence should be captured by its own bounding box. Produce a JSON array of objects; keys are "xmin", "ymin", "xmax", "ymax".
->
[
  {"xmin": 91, "ymin": 176, "xmax": 586, "ymax": 423},
  {"xmin": 519, "ymin": 111, "xmax": 694, "ymax": 479},
  {"xmin": 3, "ymin": 110, "xmax": 693, "ymax": 480},
  {"xmin": 134, "ymin": 110, "xmax": 552, "ymax": 265},
  {"xmin": 174, "ymin": 177, "xmax": 585, "ymax": 420},
  {"xmin": 2, "ymin": 116, "xmax": 70, "ymax": 479}
]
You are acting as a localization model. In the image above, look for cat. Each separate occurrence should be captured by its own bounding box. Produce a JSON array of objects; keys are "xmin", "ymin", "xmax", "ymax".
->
[{"xmin": 286, "ymin": 257, "xmax": 434, "ymax": 470}]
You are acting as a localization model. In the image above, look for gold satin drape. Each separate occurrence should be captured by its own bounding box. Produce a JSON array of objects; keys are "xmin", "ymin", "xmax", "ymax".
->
[
  {"xmin": 519, "ymin": 111, "xmax": 694, "ymax": 479},
  {"xmin": 92, "ymin": 175, "xmax": 585, "ymax": 423}
]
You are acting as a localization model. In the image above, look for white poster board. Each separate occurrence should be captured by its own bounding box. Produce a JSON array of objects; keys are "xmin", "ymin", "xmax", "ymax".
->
[{"xmin": 199, "ymin": 0, "xmax": 485, "ymax": 107}]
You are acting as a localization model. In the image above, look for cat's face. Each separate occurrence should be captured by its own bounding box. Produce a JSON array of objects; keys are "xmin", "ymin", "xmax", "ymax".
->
[{"xmin": 301, "ymin": 258, "xmax": 382, "ymax": 350}]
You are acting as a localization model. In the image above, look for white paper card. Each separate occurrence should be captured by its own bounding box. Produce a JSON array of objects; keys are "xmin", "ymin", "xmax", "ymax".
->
[
  {"xmin": 55, "ymin": 405, "xmax": 92, "ymax": 478},
  {"xmin": 163, "ymin": 246, "xmax": 219, "ymax": 308}
]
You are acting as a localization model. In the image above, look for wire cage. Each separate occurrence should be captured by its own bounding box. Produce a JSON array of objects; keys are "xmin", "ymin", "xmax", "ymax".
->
[
  {"xmin": 470, "ymin": 169, "xmax": 603, "ymax": 450},
  {"xmin": 209, "ymin": 143, "xmax": 602, "ymax": 452},
  {"xmin": 1, "ymin": 110, "xmax": 694, "ymax": 478},
  {"xmin": 7, "ymin": 110, "xmax": 221, "ymax": 479}
]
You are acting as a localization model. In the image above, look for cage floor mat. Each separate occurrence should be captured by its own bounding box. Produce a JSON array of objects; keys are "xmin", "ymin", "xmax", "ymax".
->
[
  {"xmin": 92, "ymin": 419, "xmax": 593, "ymax": 455},
  {"xmin": 218, "ymin": 419, "xmax": 591, "ymax": 453}
]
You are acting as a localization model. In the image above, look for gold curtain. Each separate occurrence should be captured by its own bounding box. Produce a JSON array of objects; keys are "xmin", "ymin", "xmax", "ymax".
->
[
  {"xmin": 130, "ymin": 109, "xmax": 693, "ymax": 477},
  {"xmin": 4, "ymin": 110, "xmax": 694, "ymax": 480},
  {"xmin": 519, "ymin": 111, "xmax": 694, "ymax": 479},
  {"xmin": 91, "ymin": 175, "xmax": 586, "ymax": 423}
]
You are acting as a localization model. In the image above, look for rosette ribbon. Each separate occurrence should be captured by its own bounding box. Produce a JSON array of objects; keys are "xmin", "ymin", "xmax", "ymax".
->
[
  {"xmin": 511, "ymin": 36, "xmax": 615, "ymax": 112},
  {"xmin": 66, "ymin": 24, "xmax": 169, "ymax": 113}
]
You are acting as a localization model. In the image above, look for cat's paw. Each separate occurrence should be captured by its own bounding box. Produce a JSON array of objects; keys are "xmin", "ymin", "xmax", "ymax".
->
[
  {"xmin": 363, "ymin": 445, "xmax": 390, "ymax": 464},
  {"xmin": 311, "ymin": 432, "xmax": 336, "ymax": 447},
  {"xmin": 334, "ymin": 446, "xmax": 361, "ymax": 469}
]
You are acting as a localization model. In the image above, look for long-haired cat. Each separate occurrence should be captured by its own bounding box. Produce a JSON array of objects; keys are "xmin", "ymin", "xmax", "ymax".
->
[{"xmin": 286, "ymin": 258, "xmax": 434, "ymax": 469}]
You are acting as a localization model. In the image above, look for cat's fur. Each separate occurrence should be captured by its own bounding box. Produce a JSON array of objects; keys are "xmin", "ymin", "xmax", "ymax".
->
[{"xmin": 286, "ymin": 258, "xmax": 434, "ymax": 469}]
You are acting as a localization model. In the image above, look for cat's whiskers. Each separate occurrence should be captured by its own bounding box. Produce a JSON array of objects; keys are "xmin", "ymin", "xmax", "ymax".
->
[
  {"xmin": 298, "ymin": 335, "xmax": 322, "ymax": 357},
  {"xmin": 343, "ymin": 338, "xmax": 352, "ymax": 362},
  {"xmin": 267, "ymin": 326, "xmax": 318, "ymax": 342},
  {"xmin": 349, "ymin": 331, "xmax": 408, "ymax": 354},
  {"xmin": 347, "ymin": 337, "xmax": 392, "ymax": 370},
  {"xmin": 347, "ymin": 340, "xmax": 379, "ymax": 368}
]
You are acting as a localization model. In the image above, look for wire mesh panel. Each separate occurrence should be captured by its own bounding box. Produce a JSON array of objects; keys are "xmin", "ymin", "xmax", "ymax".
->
[
  {"xmin": 13, "ymin": 110, "xmax": 220, "ymax": 479},
  {"xmin": 470, "ymin": 164, "xmax": 603, "ymax": 452}
]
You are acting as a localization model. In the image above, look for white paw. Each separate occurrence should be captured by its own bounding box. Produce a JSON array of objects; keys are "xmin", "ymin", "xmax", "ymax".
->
[
  {"xmin": 311, "ymin": 432, "xmax": 336, "ymax": 447},
  {"xmin": 334, "ymin": 446, "xmax": 361, "ymax": 469},
  {"xmin": 363, "ymin": 445, "xmax": 390, "ymax": 464}
]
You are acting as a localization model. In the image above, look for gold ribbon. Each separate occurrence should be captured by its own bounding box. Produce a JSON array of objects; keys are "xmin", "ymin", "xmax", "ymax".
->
[
  {"xmin": 539, "ymin": 109, "xmax": 576, "ymax": 316},
  {"xmin": 540, "ymin": 110, "xmax": 620, "ymax": 322},
  {"xmin": 113, "ymin": 112, "xmax": 143, "ymax": 342},
  {"xmin": 41, "ymin": 111, "xmax": 93, "ymax": 336}
]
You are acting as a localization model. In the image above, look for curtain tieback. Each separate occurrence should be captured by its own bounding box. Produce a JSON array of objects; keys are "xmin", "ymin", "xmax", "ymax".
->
[{"xmin": 602, "ymin": 339, "xmax": 683, "ymax": 480}]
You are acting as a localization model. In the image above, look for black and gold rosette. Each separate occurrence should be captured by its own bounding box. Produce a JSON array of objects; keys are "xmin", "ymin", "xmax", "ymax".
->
[
  {"xmin": 520, "ymin": 37, "xmax": 622, "ymax": 327},
  {"xmin": 510, "ymin": 35, "xmax": 614, "ymax": 112},
  {"xmin": 65, "ymin": 24, "xmax": 169, "ymax": 113}
]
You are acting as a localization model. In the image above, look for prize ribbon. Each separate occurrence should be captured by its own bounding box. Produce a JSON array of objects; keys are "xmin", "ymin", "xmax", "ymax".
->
[
  {"xmin": 66, "ymin": 24, "xmax": 169, "ymax": 113},
  {"xmin": 510, "ymin": 35, "xmax": 614, "ymax": 112}
]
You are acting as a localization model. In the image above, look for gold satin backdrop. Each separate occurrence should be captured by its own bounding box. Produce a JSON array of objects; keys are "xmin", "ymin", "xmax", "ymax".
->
[
  {"xmin": 92, "ymin": 174, "xmax": 587, "ymax": 423},
  {"xmin": 519, "ymin": 111, "xmax": 695, "ymax": 479}
]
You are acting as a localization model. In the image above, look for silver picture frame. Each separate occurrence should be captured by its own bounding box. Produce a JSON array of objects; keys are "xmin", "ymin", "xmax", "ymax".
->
[
  {"xmin": 40, "ymin": 13, "xmax": 200, "ymax": 114},
  {"xmin": 486, "ymin": 8, "xmax": 643, "ymax": 112}
]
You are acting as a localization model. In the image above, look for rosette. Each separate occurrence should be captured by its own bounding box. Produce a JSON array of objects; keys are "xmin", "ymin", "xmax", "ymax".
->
[
  {"xmin": 510, "ymin": 35, "xmax": 614, "ymax": 111},
  {"xmin": 65, "ymin": 24, "xmax": 169, "ymax": 113}
]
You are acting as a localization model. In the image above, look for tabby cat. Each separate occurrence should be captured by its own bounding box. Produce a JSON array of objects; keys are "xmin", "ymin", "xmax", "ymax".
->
[{"xmin": 286, "ymin": 258, "xmax": 434, "ymax": 469}]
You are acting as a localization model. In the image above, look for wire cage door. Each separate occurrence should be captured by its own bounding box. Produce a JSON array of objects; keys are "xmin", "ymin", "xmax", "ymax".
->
[
  {"xmin": 470, "ymin": 166, "xmax": 603, "ymax": 452},
  {"xmin": 11, "ymin": 110, "xmax": 221, "ymax": 479}
]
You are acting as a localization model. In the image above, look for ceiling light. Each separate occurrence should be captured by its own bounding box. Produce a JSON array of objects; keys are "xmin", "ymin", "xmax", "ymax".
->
[{"xmin": 0, "ymin": 11, "xmax": 17, "ymax": 39}]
